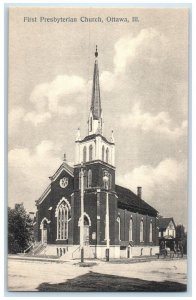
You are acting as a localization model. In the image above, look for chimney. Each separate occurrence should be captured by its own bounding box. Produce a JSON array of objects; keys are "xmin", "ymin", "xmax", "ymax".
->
[{"xmin": 137, "ymin": 186, "xmax": 142, "ymax": 199}]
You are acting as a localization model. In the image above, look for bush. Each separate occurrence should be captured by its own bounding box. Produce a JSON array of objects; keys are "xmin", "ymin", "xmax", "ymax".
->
[{"xmin": 8, "ymin": 203, "xmax": 34, "ymax": 254}]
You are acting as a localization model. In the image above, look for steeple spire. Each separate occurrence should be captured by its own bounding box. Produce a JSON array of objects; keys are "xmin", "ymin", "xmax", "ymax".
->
[
  {"xmin": 95, "ymin": 45, "xmax": 98, "ymax": 58},
  {"xmin": 88, "ymin": 46, "xmax": 103, "ymax": 135},
  {"xmin": 91, "ymin": 45, "xmax": 101, "ymax": 120}
]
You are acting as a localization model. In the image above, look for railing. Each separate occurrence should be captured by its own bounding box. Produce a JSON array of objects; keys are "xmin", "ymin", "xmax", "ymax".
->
[
  {"xmin": 33, "ymin": 243, "xmax": 46, "ymax": 255},
  {"xmin": 24, "ymin": 243, "xmax": 35, "ymax": 254},
  {"xmin": 72, "ymin": 246, "xmax": 80, "ymax": 259}
]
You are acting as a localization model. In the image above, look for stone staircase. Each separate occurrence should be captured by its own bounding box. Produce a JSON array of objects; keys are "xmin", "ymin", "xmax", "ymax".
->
[
  {"xmin": 24, "ymin": 242, "xmax": 47, "ymax": 256},
  {"xmin": 23, "ymin": 243, "xmax": 96, "ymax": 260},
  {"xmin": 33, "ymin": 243, "xmax": 47, "ymax": 256},
  {"xmin": 59, "ymin": 245, "xmax": 95, "ymax": 260}
]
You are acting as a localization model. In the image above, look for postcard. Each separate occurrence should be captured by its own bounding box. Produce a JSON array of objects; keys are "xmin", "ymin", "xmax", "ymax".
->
[{"xmin": 8, "ymin": 6, "xmax": 189, "ymax": 293}]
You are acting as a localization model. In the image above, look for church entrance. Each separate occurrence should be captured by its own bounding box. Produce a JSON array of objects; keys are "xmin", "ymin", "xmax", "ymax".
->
[
  {"xmin": 41, "ymin": 220, "xmax": 48, "ymax": 244},
  {"xmin": 84, "ymin": 216, "xmax": 89, "ymax": 245}
]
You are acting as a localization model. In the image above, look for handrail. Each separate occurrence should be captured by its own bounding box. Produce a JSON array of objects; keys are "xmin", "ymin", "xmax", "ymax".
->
[
  {"xmin": 24, "ymin": 243, "xmax": 34, "ymax": 254},
  {"xmin": 24, "ymin": 241, "xmax": 46, "ymax": 255},
  {"xmin": 34, "ymin": 242, "xmax": 45, "ymax": 255},
  {"xmin": 72, "ymin": 246, "xmax": 80, "ymax": 258}
]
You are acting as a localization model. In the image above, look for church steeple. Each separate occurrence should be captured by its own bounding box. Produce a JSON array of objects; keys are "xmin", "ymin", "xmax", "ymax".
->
[
  {"xmin": 75, "ymin": 46, "xmax": 115, "ymax": 167},
  {"xmin": 88, "ymin": 46, "xmax": 103, "ymax": 135}
]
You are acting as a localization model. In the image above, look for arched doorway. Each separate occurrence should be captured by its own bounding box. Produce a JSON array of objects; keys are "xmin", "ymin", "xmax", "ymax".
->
[
  {"xmin": 78, "ymin": 213, "xmax": 91, "ymax": 246},
  {"xmin": 84, "ymin": 215, "xmax": 90, "ymax": 245},
  {"xmin": 42, "ymin": 220, "xmax": 48, "ymax": 244},
  {"xmin": 40, "ymin": 217, "xmax": 50, "ymax": 244}
]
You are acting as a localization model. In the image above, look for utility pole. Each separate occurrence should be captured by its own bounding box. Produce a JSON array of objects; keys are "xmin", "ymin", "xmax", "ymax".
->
[
  {"xmin": 103, "ymin": 171, "xmax": 110, "ymax": 261},
  {"xmin": 80, "ymin": 163, "xmax": 84, "ymax": 262}
]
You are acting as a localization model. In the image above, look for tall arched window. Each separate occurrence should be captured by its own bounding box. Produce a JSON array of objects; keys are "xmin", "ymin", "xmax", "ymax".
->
[
  {"xmin": 140, "ymin": 219, "xmax": 144, "ymax": 242},
  {"xmin": 79, "ymin": 171, "xmax": 81, "ymax": 189},
  {"xmin": 109, "ymin": 173, "xmax": 112, "ymax": 190},
  {"xmin": 102, "ymin": 145, "xmax": 105, "ymax": 161},
  {"xmin": 149, "ymin": 221, "xmax": 153, "ymax": 242},
  {"xmin": 103, "ymin": 170, "xmax": 109, "ymax": 189},
  {"xmin": 89, "ymin": 145, "xmax": 93, "ymax": 161},
  {"xmin": 83, "ymin": 146, "xmax": 87, "ymax": 163},
  {"xmin": 56, "ymin": 201, "xmax": 69, "ymax": 240},
  {"xmin": 129, "ymin": 218, "xmax": 133, "ymax": 241},
  {"xmin": 87, "ymin": 169, "xmax": 92, "ymax": 188},
  {"xmin": 117, "ymin": 217, "xmax": 121, "ymax": 241},
  {"xmin": 106, "ymin": 148, "xmax": 109, "ymax": 163},
  {"xmin": 83, "ymin": 170, "xmax": 87, "ymax": 189}
]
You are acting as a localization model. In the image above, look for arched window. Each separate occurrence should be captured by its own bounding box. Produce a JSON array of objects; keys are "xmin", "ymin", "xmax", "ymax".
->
[
  {"xmin": 102, "ymin": 145, "xmax": 105, "ymax": 161},
  {"xmin": 56, "ymin": 200, "xmax": 69, "ymax": 240},
  {"xmin": 89, "ymin": 145, "xmax": 93, "ymax": 161},
  {"xmin": 109, "ymin": 173, "xmax": 112, "ymax": 190},
  {"xmin": 83, "ymin": 170, "xmax": 87, "ymax": 189},
  {"xmin": 83, "ymin": 146, "xmax": 86, "ymax": 163},
  {"xmin": 87, "ymin": 169, "xmax": 92, "ymax": 188},
  {"xmin": 106, "ymin": 148, "xmax": 109, "ymax": 163},
  {"xmin": 149, "ymin": 221, "xmax": 153, "ymax": 242},
  {"xmin": 129, "ymin": 218, "xmax": 133, "ymax": 241},
  {"xmin": 117, "ymin": 217, "xmax": 121, "ymax": 241},
  {"xmin": 79, "ymin": 171, "xmax": 81, "ymax": 189},
  {"xmin": 140, "ymin": 219, "xmax": 144, "ymax": 243},
  {"xmin": 103, "ymin": 170, "xmax": 109, "ymax": 189}
]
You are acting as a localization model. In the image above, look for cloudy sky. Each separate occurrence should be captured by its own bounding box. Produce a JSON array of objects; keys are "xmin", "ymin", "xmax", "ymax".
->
[{"xmin": 8, "ymin": 7, "xmax": 188, "ymax": 227}]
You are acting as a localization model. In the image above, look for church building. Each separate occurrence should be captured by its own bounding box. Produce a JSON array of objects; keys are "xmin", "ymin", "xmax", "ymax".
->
[{"xmin": 33, "ymin": 47, "xmax": 159, "ymax": 259}]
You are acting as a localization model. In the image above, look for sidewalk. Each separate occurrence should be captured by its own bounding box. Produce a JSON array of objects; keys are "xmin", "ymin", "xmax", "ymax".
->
[{"xmin": 8, "ymin": 253, "xmax": 187, "ymax": 265}]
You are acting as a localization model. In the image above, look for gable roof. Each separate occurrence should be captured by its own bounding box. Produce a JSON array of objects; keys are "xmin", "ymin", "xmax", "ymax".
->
[
  {"xmin": 36, "ymin": 162, "xmax": 74, "ymax": 206},
  {"xmin": 158, "ymin": 217, "xmax": 176, "ymax": 230},
  {"xmin": 115, "ymin": 184, "xmax": 158, "ymax": 216},
  {"xmin": 36, "ymin": 184, "xmax": 51, "ymax": 206},
  {"xmin": 49, "ymin": 162, "xmax": 74, "ymax": 181}
]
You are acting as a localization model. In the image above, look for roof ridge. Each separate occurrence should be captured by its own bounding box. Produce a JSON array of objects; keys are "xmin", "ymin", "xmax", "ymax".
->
[{"xmin": 115, "ymin": 184, "xmax": 158, "ymax": 215}]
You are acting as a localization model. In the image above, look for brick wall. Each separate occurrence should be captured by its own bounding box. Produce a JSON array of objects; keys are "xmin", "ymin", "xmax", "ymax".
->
[
  {"xmin": 35, "ymin": 163, "xmax": 159, "ymax": 248},
  {"xmin": 117, "ymin": 208, "xmax": 158, "ymax": 246},
  {"xmin": 36, "ymin": 169, "xmax": 74, "ymax": 244}
]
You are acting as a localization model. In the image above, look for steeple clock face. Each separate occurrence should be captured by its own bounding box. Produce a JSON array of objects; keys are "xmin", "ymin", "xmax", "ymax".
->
[{"xmin": 59, "ymin": 177, "xmax": 68, "ymax": 188}]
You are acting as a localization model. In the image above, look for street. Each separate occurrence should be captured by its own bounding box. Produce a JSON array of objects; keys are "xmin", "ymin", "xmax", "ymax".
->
[{"xmin": 7, "ymin": 257, "xmax": 187, "ymax": 292}]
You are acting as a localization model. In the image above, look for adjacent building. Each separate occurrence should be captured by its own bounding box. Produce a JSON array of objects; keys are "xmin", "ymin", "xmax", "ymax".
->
[
  {"xmin": 158, "ymin": 217, "xmax": 176, "ymax": 239},
  {"xmin": 158, "ymin": 217, "xmax": 177, "ymax": 251}
]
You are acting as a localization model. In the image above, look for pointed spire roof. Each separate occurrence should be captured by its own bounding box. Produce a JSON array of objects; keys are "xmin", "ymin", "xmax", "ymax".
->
[{"xmin": 91, "ymin": 45, "xmax": 102, "ymax": 120}]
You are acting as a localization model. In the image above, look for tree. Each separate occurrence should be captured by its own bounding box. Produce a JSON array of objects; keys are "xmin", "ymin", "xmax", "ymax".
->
[
  {"xmin": 8, "ymin": 203, "xmax": 34, "ymax": 254},
  {"xmin": 176, "ymin": 224, "xmax": 187, "ymax": 255},
  {"xmin": 176, "ymin": 224, "xmax": 186, "ymax": 239}
]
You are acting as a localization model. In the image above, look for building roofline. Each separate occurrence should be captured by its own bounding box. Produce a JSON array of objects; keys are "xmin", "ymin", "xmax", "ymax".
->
[
  {"xmin": 36, "ymin": 184, "xmax": 51, "ymax": 206},
  {"xmin": 76, "ymin": 133, "xmax": 114, "ymax": 145},
  {"xmin": 158, "ymin": 217, "xmax": 176, "ymax": 230},
  {"xmin": 36, "ymin": 162, "xmax": 74, "ymax": 206},
  {"xmin": 74, "ymin": 159, "xmax": 115, "ymax": 170},
  {"xmin": 49, "ymin": 162, "xmax": 74, "ymax": 181},
  {"xmin": 115, "ymin": 184, "xmax": 158, "ymax": 216}
]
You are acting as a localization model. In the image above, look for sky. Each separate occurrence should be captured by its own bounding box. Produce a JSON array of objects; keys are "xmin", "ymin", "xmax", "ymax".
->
[{"xmin": 8, "ymin": 7, "xmax": 188, "ymax": 227}]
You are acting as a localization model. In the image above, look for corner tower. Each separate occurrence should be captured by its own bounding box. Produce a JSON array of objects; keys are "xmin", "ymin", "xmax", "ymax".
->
[{"xmin": 73, "ymin": 47, "xmax": 118, "ymax": 250}]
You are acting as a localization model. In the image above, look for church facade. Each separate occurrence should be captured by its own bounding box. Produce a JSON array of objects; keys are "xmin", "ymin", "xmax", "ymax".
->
[{"xmin": 33, "ymin": 47, "xmax": 159, "ymax": 259}]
